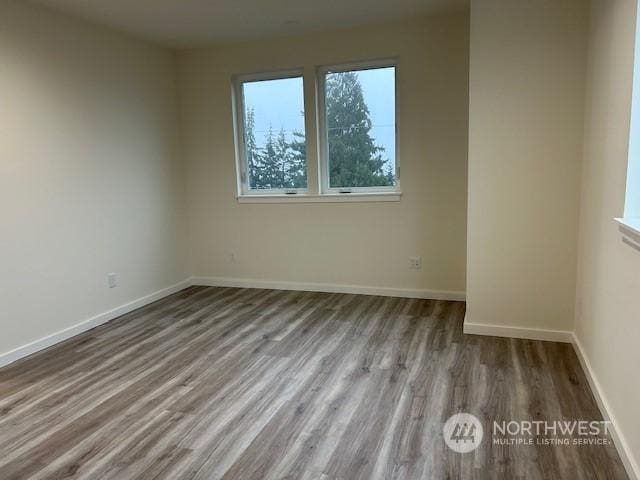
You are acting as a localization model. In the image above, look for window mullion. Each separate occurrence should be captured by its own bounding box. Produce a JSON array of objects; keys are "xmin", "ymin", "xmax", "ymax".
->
[{"xmin": 302, "ymin": 67, "xmax": 320, "ymax": 195}]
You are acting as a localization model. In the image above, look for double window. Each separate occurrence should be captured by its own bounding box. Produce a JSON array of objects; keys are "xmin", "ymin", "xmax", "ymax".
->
[{"xmin": 233, "ymin": 60, "xmax": 399, "ymax": 200}]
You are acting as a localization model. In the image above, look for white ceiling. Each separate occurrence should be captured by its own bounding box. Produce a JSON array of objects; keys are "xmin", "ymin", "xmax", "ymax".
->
[{"xmin": 30, "ymin": 0, "xmax": 469, "ymax": 47}]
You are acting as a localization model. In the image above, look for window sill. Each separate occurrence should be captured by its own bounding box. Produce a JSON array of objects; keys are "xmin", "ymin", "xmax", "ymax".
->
[
  {"xmin": 236, "ymin": 192, "xmax": 402, "ymax": 204},
  {"xmin": 614, "ymin": 217, "xmax": 640, "ymax": 250},
  {"xmin": 615, "ymin": 217, "xmax": 640, "ymax": 235}
]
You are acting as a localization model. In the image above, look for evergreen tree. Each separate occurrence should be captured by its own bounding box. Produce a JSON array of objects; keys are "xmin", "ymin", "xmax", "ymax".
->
[
  {"xmin": 276, "ymin": 128, "xmax": 290, "ymax": 187},
  {"xmin": 261, "ymin": 125, "xmax": 281, "ymax": 189},
  {"xmin": 288, "ymin": 130, "xmax": 307, "ymax": 188},
  {"xmin": 325, "ymin": 71, "xmax": 392, "ymax": 187},
  {"xmin": 245, "ymin": 108, "xmax": 260, "ymax": 188}
]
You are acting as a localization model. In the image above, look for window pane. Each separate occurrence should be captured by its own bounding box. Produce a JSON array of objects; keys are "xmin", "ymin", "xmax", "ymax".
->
[
  {"xmin": 242, "ymin": 76, "xmax": 306, "ymax": 190},
  {"xmin": 325, "ymin": 66, "xmax": 396, "ymax": 189}
]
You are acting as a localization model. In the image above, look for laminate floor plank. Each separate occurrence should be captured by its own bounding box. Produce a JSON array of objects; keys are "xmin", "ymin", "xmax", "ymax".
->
[{"xmin": 0, "ymin": 287, "xmax": 628, "ymax": 479}]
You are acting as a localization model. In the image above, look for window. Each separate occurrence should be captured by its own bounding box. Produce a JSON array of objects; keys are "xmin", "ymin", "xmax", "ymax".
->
[
  {"xmin": 318, "ymin": 61, "xmax": 398, "ymax": 193},
  {"xmin": 626, "ymin": 2, "xmax": 640, "ymax": 220},
  {"xmin": 617, "ymin": 2, "xmax": 640, "ymax": 236},
  {"xmin": 234, "ymin": 71, "xmax": 307, "ymax": 195},
  {"xmin": 232, "ymin": 60, "xmax": 400, "ymax": 202}
]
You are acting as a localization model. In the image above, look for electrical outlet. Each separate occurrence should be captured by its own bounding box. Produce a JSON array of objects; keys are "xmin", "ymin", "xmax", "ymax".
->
[
  {"xmin": 107, "ymin": 272, "xmax": 117, "ymax": 288},
  {"xmin": 409, "ymin": 256, "xmax": 422, "ymax": 270}
]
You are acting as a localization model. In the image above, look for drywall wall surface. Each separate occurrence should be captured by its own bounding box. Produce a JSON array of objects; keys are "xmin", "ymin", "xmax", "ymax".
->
[
  {"xmin": 0, "ymin": 0, "xmax": 189, "ymax": 355},
  {"xmin": 467, "ymin": 0, "xmax": 588, "ymax": 331}
]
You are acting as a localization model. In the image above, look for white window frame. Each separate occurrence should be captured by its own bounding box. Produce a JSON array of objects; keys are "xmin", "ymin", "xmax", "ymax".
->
[
  {"xmin": 232, "ymin": 69, "xmax": 308, "ymax": 196},
  {"xmin": 317, "ymin": 58, "xmax": 400, "ymax": 195}
]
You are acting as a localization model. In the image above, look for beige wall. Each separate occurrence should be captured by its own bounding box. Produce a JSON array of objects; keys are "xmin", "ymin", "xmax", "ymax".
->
[
  {"xmin": 177, "ymin": 14, "xmax": 469, "ymax": 294},
  {"xmin": 0, "ymin": 1, "xmax": 189, "ymax": 356},
  {"xmin": 575, "ymin": 0, "xmax": 640, "ymax": 472},
  {"xmin": 467, "ymin": 0, "xmax": 588, "ymax": 332}
]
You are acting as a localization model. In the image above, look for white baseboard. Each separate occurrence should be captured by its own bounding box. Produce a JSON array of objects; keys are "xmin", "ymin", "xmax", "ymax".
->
[
  {"xmin": 0, "ymin": 278, "xmax": 192, "ymax": 369},
  {"xmin": 572, "ymin": 334, "xmax": 639, "ymax": 480},
  {"xmin": 191, "ymin": 276, "xmax": 466, "ymax": 301},
  {"xmin": 463, "ymin": 317, "xmax": 573, "ymax": 343}
]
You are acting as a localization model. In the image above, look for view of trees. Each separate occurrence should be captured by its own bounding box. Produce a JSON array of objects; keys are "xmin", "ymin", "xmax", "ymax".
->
[
  {"xmin": 325, "ymin": 71, "xmax": 394, "ymax": 188},
  {"xmin": 245, "ymin": 71, "xmax": 394, "ymax": 190},
  {"xmin": 245, "ymin": 108, "xmax": 307, "ymax": 189}
]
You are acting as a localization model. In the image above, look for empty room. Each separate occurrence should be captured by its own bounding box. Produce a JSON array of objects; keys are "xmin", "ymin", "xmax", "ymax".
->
[{"xmin": 1, "ymin": 0, "xmax": 639, "ymax": 478}]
